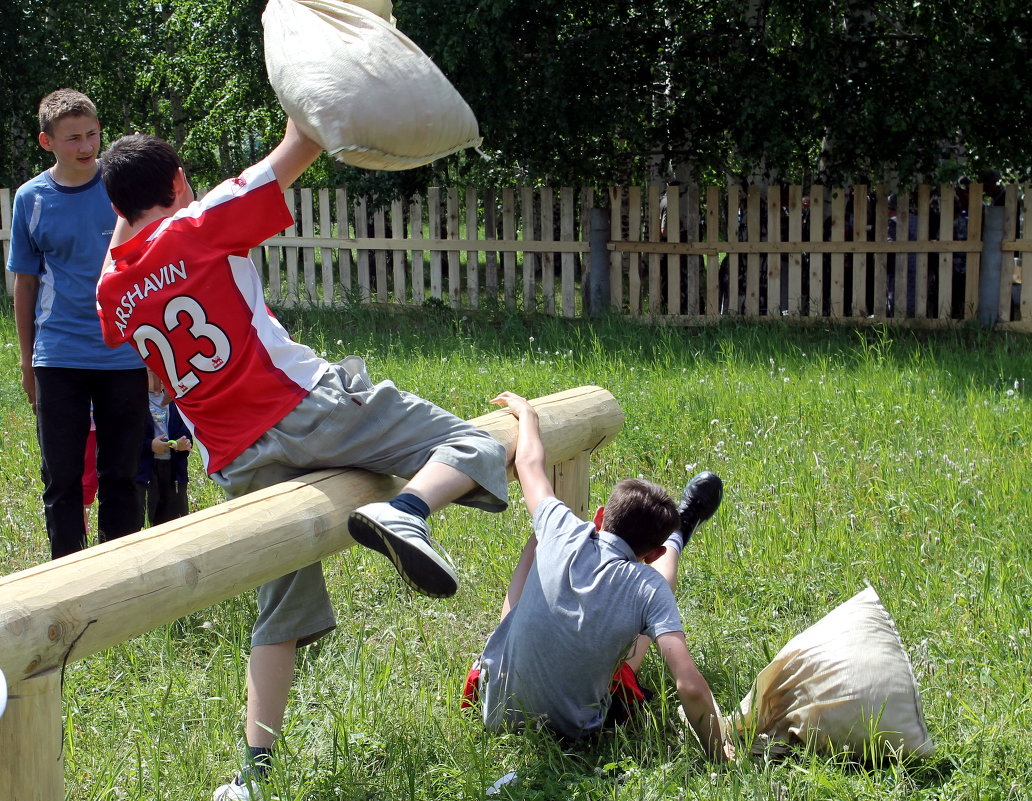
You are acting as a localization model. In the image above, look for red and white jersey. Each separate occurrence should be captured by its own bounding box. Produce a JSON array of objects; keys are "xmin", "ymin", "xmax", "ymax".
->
[{"xmin": 97, "ymin": 160, "xmax": 328, "ymax": 473}]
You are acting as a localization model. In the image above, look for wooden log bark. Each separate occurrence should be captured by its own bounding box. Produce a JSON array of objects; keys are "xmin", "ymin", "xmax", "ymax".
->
[{"xmin": 0, "ymin": 386, "xmax": 623, "ymax": 683}]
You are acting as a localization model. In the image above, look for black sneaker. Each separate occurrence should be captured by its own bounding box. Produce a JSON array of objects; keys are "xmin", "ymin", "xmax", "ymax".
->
[{"xmin": 678, "ymin": 472, "xmax": 723, "ymax": 541}]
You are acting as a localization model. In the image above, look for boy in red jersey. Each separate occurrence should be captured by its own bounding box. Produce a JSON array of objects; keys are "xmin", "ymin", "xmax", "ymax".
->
[{"xmin": 96, "ymin": 121, "xmax": 508, "ymax": 800}]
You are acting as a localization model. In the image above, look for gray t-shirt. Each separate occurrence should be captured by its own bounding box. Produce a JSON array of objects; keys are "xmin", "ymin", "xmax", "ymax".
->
[{"xmin": 480, "ymin": 496, "xmax": 683, "ymax": 738}]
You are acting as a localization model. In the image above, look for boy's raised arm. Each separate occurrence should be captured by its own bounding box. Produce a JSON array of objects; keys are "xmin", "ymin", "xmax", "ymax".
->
[
  {"xmin": 490, "ymin": 391, "xmax": 554, "ymax": 515},
  {"xmin": 266, "ymin": 118, "xmax": 324, "ymax": 190}
]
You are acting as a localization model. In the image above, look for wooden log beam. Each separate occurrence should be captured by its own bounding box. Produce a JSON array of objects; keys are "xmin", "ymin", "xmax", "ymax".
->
[{"xmin": 0, "ymin": 386, "xmax": 623, "ymax": 683}]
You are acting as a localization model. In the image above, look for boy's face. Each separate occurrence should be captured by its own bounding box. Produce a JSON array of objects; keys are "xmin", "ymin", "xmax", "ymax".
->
[{"xmin": 39, "ymin": 114, "xmax": 101, "ymax": 182}]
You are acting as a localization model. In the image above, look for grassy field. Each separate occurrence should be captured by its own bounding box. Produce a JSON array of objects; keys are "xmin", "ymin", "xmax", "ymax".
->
[{"xmin": 1, "ymin": 298, "xmax": 1030, "ymax": 800}]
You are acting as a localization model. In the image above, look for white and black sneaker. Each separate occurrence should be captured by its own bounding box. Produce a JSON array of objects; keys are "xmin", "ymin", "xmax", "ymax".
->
[
  {"xmin": 348, "ymin": 502, "xmax": 458, "ymax": 598},
  {"xmin": 213, "ymin": 775, "xmax": 265, "ymax": 801}
]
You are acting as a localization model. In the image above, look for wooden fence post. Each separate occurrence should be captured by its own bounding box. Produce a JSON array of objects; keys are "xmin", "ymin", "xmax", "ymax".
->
[
  {"xmin": 1, "ymin": 188, "xmax": 12, "ymax": 295},
  {"xmin": 0, "ymin": 670, "xmax": 63, "ymax": 801},
  {"xmin": 978, "ymin": 206, "xmax": 1005, "ymax": 327},
  {"xmin": 588, "ymin": 207, "xmax": 610, "ymax": 318}
]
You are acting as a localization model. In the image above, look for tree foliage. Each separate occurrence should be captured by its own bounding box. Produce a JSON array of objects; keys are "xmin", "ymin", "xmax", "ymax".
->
[
  {"xmin": 0, "ymin": 0, "xmax": 284, "ymax": 188},
  {"xmin": 1, "ymin": 0, "xmax": 1029, "ymax": 191},
  {"xmin": 406, "ymin": 0, "xmax": 1032, "ymax": 186}
]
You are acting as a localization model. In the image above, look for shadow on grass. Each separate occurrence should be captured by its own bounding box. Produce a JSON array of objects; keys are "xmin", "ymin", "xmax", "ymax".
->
[{"xmin": 268, "ymin": 299, "xmax": 1032, "ymax": 403}]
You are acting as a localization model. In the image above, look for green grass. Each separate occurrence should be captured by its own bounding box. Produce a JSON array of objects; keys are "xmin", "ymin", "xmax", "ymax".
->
[{"xmin": 1, "ymin": 298, "xmax": 1031, "ymax": 800}]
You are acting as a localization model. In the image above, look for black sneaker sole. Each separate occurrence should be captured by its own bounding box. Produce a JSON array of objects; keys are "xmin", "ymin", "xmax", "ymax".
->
[{"xmin": 347, "ymin": 512, "xmax": 458, "ymax": 598}]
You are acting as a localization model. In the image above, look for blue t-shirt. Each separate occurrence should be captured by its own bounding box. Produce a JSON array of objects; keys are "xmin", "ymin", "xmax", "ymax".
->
[
  {"xmin": 480, "ymin": 496, "xmax": 683, "ymax": 738},
  {"xmin": 6, "ymin": 166, "xmax": 142, "ymax": 369}
]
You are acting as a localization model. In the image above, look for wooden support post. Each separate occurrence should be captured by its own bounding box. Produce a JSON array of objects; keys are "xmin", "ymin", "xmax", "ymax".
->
[
  {"xmin": 0, "ymin": 670, "xmax": 63, "ymax": 801},
  {"xmin": 550, "ymin": 450, "xmax": 592, "ymax": 520}
]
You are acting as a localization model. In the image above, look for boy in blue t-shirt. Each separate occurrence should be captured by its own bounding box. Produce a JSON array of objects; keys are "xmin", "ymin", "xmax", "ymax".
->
[
  {"xmin": 6, "ymin": 89, "xmax": 147, "ymax": 558},
  {"xmin": 469, "ymin": 391, "xmax": 733, "ymax": 761}
]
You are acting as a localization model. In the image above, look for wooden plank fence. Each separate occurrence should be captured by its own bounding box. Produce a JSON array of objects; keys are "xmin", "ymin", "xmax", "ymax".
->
[
  {"xmin": 608, "ymin": 182, "xmax": 1011, "ymax": 324},
  {"xmin": 242, "ymin": 185, "xmax": 594, "ymax": 317},
  {"xmin": 2, "ymin": 183, "xmax": 1030, "ymax": 330}
]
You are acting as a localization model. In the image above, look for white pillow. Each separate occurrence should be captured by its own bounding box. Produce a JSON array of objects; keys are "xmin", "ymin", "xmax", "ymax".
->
[
  {"xmin": 731, "ymin": 586, "xmax": 935, "ymax": 760},
  {"xmin": 263, "ymin": 0, "xmax": 482, "ymax": 171}
]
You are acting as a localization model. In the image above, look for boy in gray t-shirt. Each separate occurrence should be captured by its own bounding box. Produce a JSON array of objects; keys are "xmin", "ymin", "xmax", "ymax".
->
[{"xmin": 469, "ymin": 392, "xmax": 733, "ymax": 761}]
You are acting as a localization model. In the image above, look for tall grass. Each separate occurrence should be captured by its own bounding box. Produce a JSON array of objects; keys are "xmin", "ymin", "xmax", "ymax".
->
[{"xmin": 1, "ymin": 298, "xmax": 1030, "ymax": 800}]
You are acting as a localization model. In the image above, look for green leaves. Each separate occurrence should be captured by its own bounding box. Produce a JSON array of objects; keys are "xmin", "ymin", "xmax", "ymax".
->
[{"xmin": 1, "ymin": 0, "xmax": 1028, "ymax": 189}]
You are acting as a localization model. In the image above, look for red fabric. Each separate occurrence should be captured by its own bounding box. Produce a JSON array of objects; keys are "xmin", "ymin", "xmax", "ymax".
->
[
  {"xmin": 608, "ymin": 662, "xmax": 649, "ymax": 722},
  {"xmin": 461, "ymin": 663, "xmax": 481, "ymax": 709},
  {"xmin": 82, "ymin": 427, "xmax": 98, "ymax": 505},
  {"xmin": 462, "ymin": 660, "xmax": 650, "ymax": 719}
]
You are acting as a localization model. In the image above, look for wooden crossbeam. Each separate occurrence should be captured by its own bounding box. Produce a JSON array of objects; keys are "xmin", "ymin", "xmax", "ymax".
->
[{"xmin": 0, "ymin": 386, "xmax": 623, "ymax": 801}]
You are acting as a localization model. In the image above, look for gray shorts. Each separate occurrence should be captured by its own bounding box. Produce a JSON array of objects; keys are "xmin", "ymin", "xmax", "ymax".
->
[{"xmin": 211, "ymin": 356, "xmax": 508, "ymax": 647}]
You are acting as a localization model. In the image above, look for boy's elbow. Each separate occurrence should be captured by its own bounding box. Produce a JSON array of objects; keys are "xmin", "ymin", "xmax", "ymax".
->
[
  {"xmin": 98, "ymin": 325, "xmax": 123, "ymax": 350},
  {"xmin": 514, "ymin": 452, "xmax": 547, "ymax": 483},
  {"xmin": 676, "ymin": 677, "xmax": 712, "ymax": 713}
]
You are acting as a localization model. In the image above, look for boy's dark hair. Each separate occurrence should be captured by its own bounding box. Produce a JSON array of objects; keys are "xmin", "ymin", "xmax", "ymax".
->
[
  {"xmin": 102, "ymin": 135, "xmax": 185, "ymax": 225},
  {"xmin": 38, "ymin": 89, "xmax": 98, "ymax": 135},
  {"xmin": 602, "ymin": 478, "xmax": 680, "ymax": 557}
]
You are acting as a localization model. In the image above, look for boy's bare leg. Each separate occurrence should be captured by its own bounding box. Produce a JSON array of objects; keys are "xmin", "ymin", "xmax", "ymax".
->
[
  {"xmin": 245, "ymin": 640, "xmax": 298, "ymax": 748},
  {"xmin": 400, "ymin": 461, "xmax": 476, "ymax": 512},
  {"xmin": 625, "ymin": 472, "xmax": 722, "ymax": 673},
  {"xmin": 500, "ymin": 535, "xmax": 537, "ymax": 620},
  {"xmin": 625, "ymin": 540, "xmax": 681, "ymax": 673}
]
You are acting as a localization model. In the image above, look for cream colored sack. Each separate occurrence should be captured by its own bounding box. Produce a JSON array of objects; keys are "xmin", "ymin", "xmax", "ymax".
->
[
  {"xmin": 263, "ymin": 0, "xmax": 482, "ymax": 171},
  {"xmin": 732, "ymin": 586, "xmax": 935, "ymax": 760}
]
